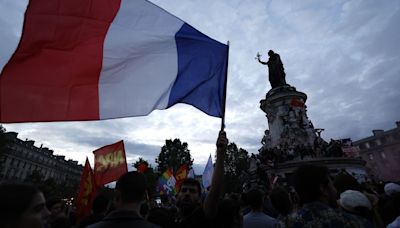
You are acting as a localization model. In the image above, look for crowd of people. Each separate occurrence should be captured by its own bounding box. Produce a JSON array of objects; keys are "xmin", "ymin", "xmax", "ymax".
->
[
  {"xmin": 1, "ymin": 131, "xmax": 399, "ymax": 228},
  {"xmin": 259, "ymin": 138, "xmax": 349, "ymax": 164}
]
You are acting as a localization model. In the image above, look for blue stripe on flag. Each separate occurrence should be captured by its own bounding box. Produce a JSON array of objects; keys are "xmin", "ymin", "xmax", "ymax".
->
[{"xmin": 168, "ymin": 23, "xmax": 228, "ymax": 117}]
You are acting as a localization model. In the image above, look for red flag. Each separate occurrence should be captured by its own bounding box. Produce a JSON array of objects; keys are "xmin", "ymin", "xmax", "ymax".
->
[
  {"xmin": 93, "ymin": 140, "xmax": 128, "ymax": 187},
  {"xmin": 137, "ymin": 163, "xmax": 148, "ymax": 173},
  {"xmin": 175, "ymin": 164, "xmax": 188, "ymax": 191},
  {"xmin": 76, "ymin": 158, "xmax": 97, "ymax": 220},
  {"xmin": 290, "ymin": 98, "xmax": 304, "ymax": 107}
]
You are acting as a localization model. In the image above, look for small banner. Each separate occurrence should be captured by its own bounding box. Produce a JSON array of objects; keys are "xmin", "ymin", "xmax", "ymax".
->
[
  {"xmin": 342, "ymin": 146, "xmax": 361, "ymax": 157},
  {"xmin": 93, "ymin": 140, "xmax": 128, "ymax": 186},
  {"xmin": 76, "ymin": 158, "xmax": 97, "ymax": 221},
  {"xmin": 290, "ymin": 98, "xmax": 305, "ymax": 107},
  {"xmin": 175, "ymin": 164, "xmax": 188, "ymax": 191},
  {"xmin": 202, "ymin": 154, "xmax": 214, "ymax": 189},
  {"xmin": 137, "ymin": 163, "xmax": 148, "ymax": 173}
]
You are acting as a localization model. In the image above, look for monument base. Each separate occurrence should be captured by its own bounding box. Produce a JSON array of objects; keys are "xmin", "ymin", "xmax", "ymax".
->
[
  {"xmin": 260, "ymin": 85, "xmax": 317, "ymax": 152},
  {"xmin": 269, "ymin": 157, "xmax": 368, "ymax": 184}
]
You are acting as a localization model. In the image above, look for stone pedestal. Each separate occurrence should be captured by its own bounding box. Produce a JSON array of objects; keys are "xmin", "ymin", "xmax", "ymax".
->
[
  {"xmin": 260, "ymin": 85, "xmax": 316, "ymax": 151},
  {"xmin": 270, "ymin": 157, "xmax": 369, "ymax": 184}
]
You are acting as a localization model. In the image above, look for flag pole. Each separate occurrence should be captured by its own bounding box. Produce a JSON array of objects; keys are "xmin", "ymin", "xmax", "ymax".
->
[{"xmin": 221, "ymin": 41, "xmax": 230, "ymax": 131}]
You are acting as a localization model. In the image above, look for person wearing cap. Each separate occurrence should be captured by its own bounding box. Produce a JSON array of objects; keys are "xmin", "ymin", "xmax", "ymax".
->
[
  {"xmin": 384, "ymin": 183, "xmax": 400, "ymax": 196},
  {"xmin": 338, "ymin": 190, "xmax": 373, "ymax": 225},
  {"xmin": 288, "ymin": 165, "xmax": 372, "ymax": 228}
]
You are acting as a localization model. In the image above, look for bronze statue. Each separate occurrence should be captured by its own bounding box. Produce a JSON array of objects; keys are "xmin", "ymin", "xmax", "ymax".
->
[{"xmin": 256, "ymin": 50, "xmax": 287, "ymax": 88}]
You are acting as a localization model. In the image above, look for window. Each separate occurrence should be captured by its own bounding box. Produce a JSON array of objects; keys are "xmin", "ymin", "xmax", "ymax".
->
[
  {"xmin": 365, "ymin": 142, "xmax": 370, "ymax": 149},
  {"xmin": 369, "ymin": 154, "xmax": 374, "ymax": 160},
  {"xmin": 369, "ymin": 141, "xmax": 376, "ymax": 147},
  {"xmin": 376, "ymin": 139, "xmax": 381, "ymax": 146},
  {"xmin": 380, "ymin": 152, "xmax": 386, "ymax": 159}
]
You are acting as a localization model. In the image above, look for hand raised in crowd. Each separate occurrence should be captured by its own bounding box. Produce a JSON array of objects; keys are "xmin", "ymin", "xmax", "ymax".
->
[{"xmin": 216, "ymin": 130, "xmax": 228, "ymax": 154}]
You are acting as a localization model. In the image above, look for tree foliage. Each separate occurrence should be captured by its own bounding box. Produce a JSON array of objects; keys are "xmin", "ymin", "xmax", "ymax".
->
[
  {"xmin": 0, "ymin": 124, "xmax": 6, "ymax": 149},
  {"xmin": 0, "ymin": 125, "xmax": 7, "ymax": 177},
  {"xmin": 156, "ymin": 139, "xmax": 193, "ymax": 175},
  {"xmin": 223, "ymin": 142, "xmax": 250, "ymax": 193},
  {"xmin": 25, "ymin": 170, "xmax": 78, "ymax": 199},
  {"xmin": 0, "ymin": 125, "xmax": 5, "ymax": 133}
]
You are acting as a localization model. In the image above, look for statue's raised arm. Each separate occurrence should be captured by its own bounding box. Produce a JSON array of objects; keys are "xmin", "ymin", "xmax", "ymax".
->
[{"xmin": 257, "ymin": 50, "xmax": 287, "ymax": 88}]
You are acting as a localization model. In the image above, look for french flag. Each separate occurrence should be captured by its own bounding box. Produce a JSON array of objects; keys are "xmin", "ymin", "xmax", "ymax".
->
[{"xmin": 0, "ymin": 0, "xmax": 228, "ymax": 123}]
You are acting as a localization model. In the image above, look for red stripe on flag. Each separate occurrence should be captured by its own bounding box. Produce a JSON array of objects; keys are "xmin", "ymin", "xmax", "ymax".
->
[{"xmin": 0, "ymin": 0, "xmax": 121, "ymax": 123}]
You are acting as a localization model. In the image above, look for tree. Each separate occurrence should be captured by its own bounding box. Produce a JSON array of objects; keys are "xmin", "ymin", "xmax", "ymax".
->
[
  {"xmin": 156, "ymin": 139, "xmax": 193, "ymax": 176},
  {"xmin": 222, "ymin": 142, "xmax": 250, "ymax": 193},
  {"xmin": 133, "ymin": 157, "xmax": 158, "ymax": 196},
  {"xmin": 0, "ymin": 125, "xmax": 7, "ymax": 177},
  {"xmin": 0, "ymin": 124, "xmax": 6, "ymax": 152},
  {"xmin": 0, "ymin": 125, "xmax": 5, "ymax": 133},
  {"xmin": 25, "ymin": 170, "xmax": 78, "ymax": 199}
]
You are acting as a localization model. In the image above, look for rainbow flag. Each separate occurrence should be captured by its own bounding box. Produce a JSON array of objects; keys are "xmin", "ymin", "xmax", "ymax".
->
[{"xmin": 157, "ymin": 168, "xmax": 176, "ymax": 195}]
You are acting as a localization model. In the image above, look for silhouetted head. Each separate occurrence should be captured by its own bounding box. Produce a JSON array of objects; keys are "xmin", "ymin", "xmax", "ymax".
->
[
  {"xmin": 294, "ymin": 165, "xmax": 337, "ymax": 207},
  {"xmin": 0, "ymin": 182, "xmax": 50, "ymax": 228},
  {"xmin": 246, "ymin": 188, "xmax": 265, "ymax": 211},
  {"xmin": 92, "ymin": 194, "xmax": 110, "ymax": 215},
  {"xmin": 115, "ymin": 171, "xmax": 147, "ymax": 205},
  {"xmin": 176, "ymin": 178, "xmax": 202, "ymax": 215},
  {"xmin": 215, "ymin": 198, "xmax": 243, "ymax": 228},
  {"xmin": 268, "ymin": 50, "xmax": 274, "ymax": 56},
  {"xmin": 334, "ymin": 172, "xmax": 362, "ymax": 198},
  {"xmin": 270, "ymin": 186, "xmax": 293, "ymax": 216}
]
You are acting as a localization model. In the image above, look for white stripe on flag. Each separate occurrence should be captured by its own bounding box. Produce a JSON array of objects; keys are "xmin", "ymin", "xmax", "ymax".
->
[{"xmin": 99, "ymin": 0, "xmax": 184, "ymax": 119}]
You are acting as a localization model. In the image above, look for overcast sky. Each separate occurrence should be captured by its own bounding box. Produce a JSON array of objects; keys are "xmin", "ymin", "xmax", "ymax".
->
[{"xmin": 1, "ymin": 0, "xmax": 399, "ymax": 174}]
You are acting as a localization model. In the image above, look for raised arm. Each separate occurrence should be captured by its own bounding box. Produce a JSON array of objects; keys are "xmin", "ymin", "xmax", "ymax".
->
[
  {"xmin": 256, "ymin": 52, "xmax": 268, "ymax": 65},
  {"xmin": 203, "ymin": 130, "xmax": 228, "ymax": 218},
  {"xmin": 258, "ymin": 58, "xmax": 268, "ymax": 65}
]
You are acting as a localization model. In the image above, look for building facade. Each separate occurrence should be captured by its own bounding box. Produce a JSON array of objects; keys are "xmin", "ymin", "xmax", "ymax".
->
[
  {"xmin": 353, "ymin": 121, "xmax": 400, "ymax": 182},
  {"xmin": 0, "ymin": 132, "xmax": 83, "ymax": 186}
]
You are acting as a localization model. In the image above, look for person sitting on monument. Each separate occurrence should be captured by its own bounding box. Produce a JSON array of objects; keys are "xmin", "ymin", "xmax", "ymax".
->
[{"xmin": 289, "ymin": 165, "xmax": 372, "ymax": 228}]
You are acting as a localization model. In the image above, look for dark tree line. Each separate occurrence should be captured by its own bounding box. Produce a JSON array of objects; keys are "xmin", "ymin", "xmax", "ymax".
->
[{"xmin": 133, "ymin": 138, "xmax": 250, "ymax": 195}]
